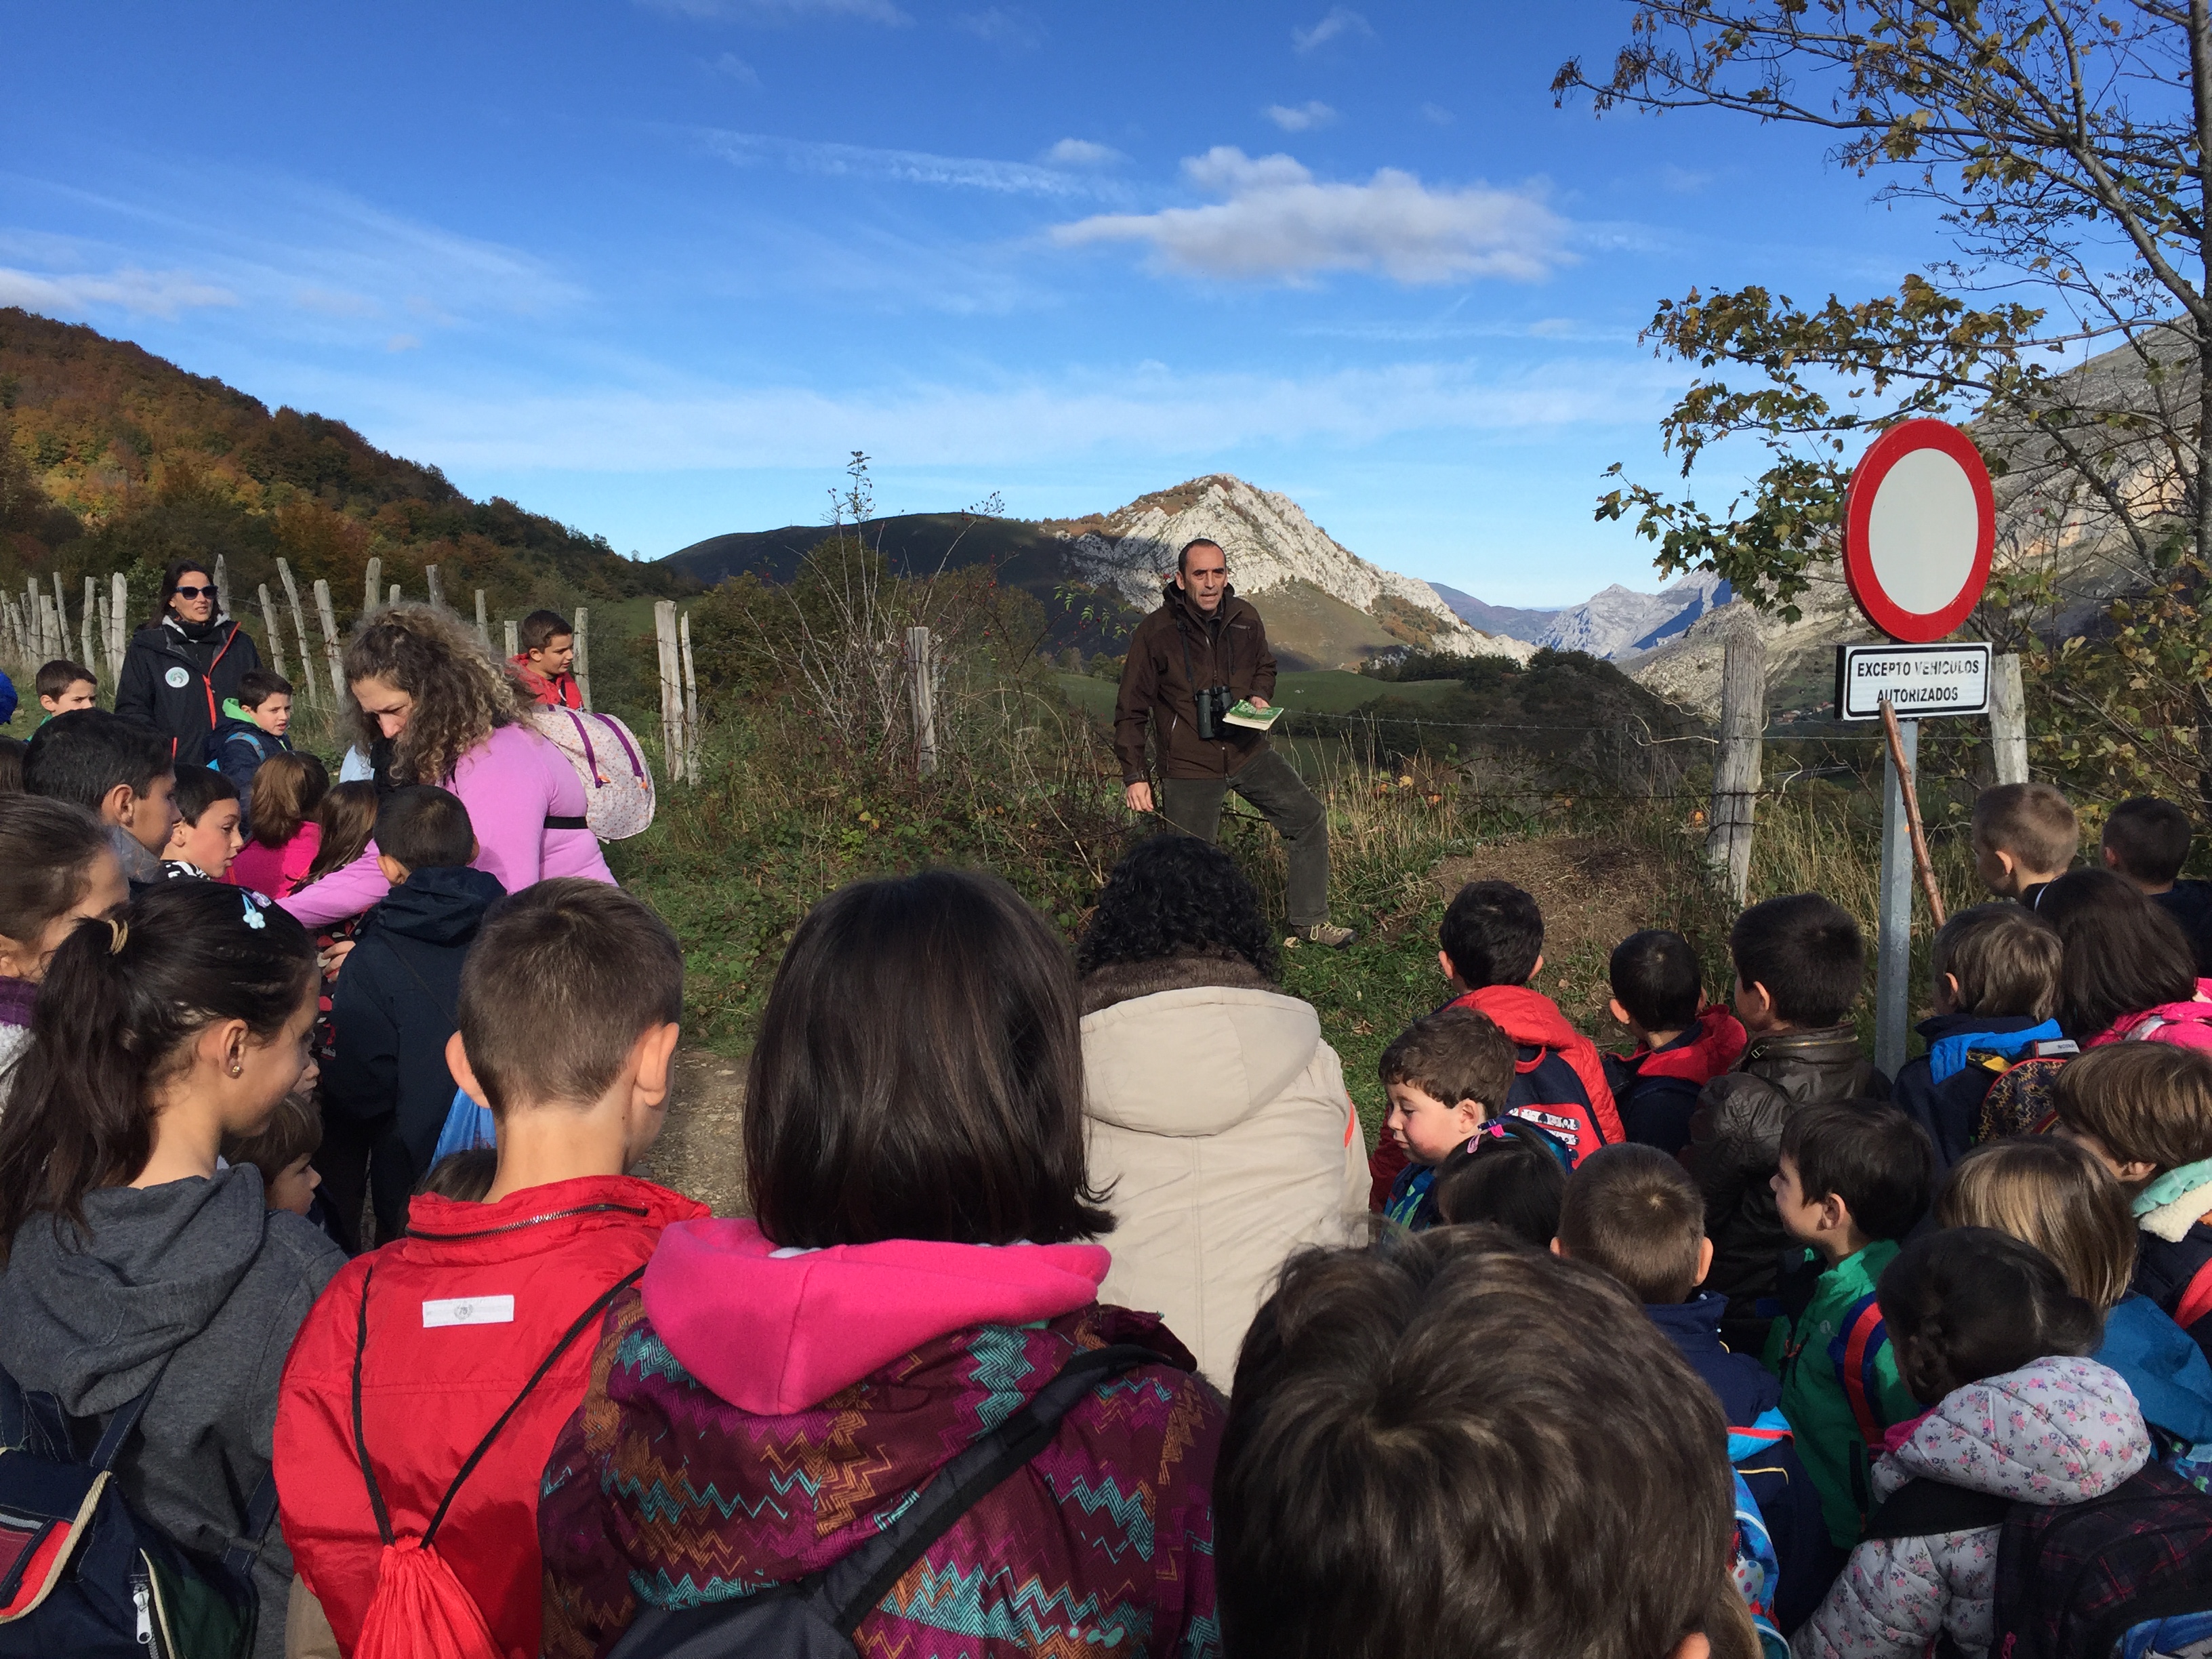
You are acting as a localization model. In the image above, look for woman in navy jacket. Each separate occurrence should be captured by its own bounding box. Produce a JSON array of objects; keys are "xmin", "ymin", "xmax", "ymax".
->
[{"xmin": 115, "ymin": 560, "xmax": 262, "ymax": 765}]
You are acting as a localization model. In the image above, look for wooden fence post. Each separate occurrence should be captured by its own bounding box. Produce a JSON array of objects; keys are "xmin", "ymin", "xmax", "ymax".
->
[
  {"xmin": 389, "ymin": 584, "xmax": 401, "ymax": 607},
  {"xmin": 1990, "ymin": 653, "xmax": 2028, "ymax": 785},
  {"xmin": 572, "ymin": 607, "xmax": 592, "ymax": 711},
  {"xmin": 503, "ymin": 619, "xmax": 518, "ymax": 661},
  {"xmin": 364, "ymin": 558, "xmax": 382, "ymax": 618},
  {"xmin": 39, "ymin": 594, "xmax": 59, "ymax": 661},
  {"xmin": 258, "ymin": 584, "xmax": 289, "ymax": 680},
  {"xmin": 109, "ymin": 573, "xmax": 127, "ymax": 680},
  {"xmin": 213, "ymin": 555, "xmax": 232, "ymax": 619},
  {"xmin": 50, "ymin": 574, "xmax": 68, "ymax": 652},
  {"xmin": 474, "ymin": 590, "xmax": 489, "ymax": 651},
  {"xmin": 678, "ymin": 610, "xmax": 701, "ymax": 777},
  {"xmin": 1705, "ymin": 629, "xmax": 1765, "ymax": 905},
  {"xmin": 313, "ymin": 580, "xmax": 345, "ymax": 704},
  {"xmin": 653, "ymin": 600, "xmax": 685, "ymax": 783},
  {"xmin": 275, "ymin": 560, "xmax": 316, "ymax": 711},
  {"xmin": 81, "ymin": 577, "xmax": 98, "ymax": 683},
  {"xmin": 425, "ymin": 564, "xmax": 444, "ymax": 610},
  {"xmin": 907, "ymin": 626, "xmax": 939, "ymax": 778}
]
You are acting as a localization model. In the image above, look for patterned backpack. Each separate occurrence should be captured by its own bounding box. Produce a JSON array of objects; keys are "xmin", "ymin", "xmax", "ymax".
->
[
  {"xmin": 1975, "ymin": 1042, "xmax": 2080, "ymax": 1143},
  {"xmin": 529, "ymin": 708, "xmax": 655, "ymax": 840},
  {"xmin": 1992, "ymin": 1458, "xmax": 2212, "ymax": 1658}
]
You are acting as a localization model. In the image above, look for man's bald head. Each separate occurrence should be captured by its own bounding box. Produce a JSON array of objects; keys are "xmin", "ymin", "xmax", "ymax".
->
[{"xmin": 1178, "ymin": 538, "xmax": 1225, "ymax": 574}]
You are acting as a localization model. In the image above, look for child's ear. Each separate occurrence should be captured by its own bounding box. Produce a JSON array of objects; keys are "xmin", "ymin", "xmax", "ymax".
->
[
  {"xmin": 2101, "ymin": 842, "xmax": 2121, "ymax": 871},
  {"xmin": 1738, "ymin": 980, "xmax": 1776, "ymax": 1025},
  {"xmin": 164, "ymin": 815, "xmax": 192, "ymax": 852},
  {"xmin": 628, "ymin": 1021, "xmax": 682, "ymax": 1111},
  {"xmin": 1607, "ymin": 996, "xmax": 1632, "ymax": 1027},
  {"xmin": 1437, "ymin": 949, "xmax": 1457, "ymax": 983},
  {"xmin": 1694, "ymin": 1235, "xmax": 1714, "ymax": 1288},
  {"xmin": 446, "ymin": 1031, "xmax": 489, "ymax": 1108},
  {"xmin": 1451, "ymin": 1098, "xmax": 1486, "ymax": 1134},
  {"xmin": 375, "ymin": 853, "xmax": 409, "ymax": 886},
  {"xmin": 1548, "ymin": 1237, "xmax": 1565, "ymax": 1258},
  {"xmin": 1529, "ymin": 952, "xmax": 1544, "ymax": 981},
  {"xmin": 1820, "ymin": 1192, "xmax": 1851, "ymax": 1233}
]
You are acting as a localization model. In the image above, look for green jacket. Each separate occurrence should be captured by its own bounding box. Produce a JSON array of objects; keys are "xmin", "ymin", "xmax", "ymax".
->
[{"xmin": 1763, "ymin": 1238, "xmax": 1921, "ymax": 1548}]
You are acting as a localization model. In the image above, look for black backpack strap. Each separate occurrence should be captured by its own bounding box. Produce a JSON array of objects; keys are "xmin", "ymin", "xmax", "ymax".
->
[
  {"xmin": 87, "ymin": 1353, "xmax": 177, "ymax": 1473},
  {"xmin": 1861, "ymin": 1476, "xmax": 2014, "ymax": 1541},
  {"xmin": 0, "ymin": 1358, "xmax": 76, "ymax": 1462},
  {"xmin": 350, "ymin": 1263, "xmax": 644, "ymax": 1550}
]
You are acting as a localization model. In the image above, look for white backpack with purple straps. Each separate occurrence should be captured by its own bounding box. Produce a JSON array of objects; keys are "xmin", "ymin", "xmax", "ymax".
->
[{"xmin": 529, "ymin": 707, "xmax": 656, "ymax": 840}]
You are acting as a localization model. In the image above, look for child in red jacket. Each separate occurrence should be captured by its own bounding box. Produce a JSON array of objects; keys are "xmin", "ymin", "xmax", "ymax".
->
[
  {"xmin": 276, "ymin": 879, "xmax": 709, "ymax": 1659},
  {"xmin": 1368, "ymin": 879, "xmax": 1626, "ymax": 1207},
  {"xmin": 1603, "ymin": 928, "xmax": 1747, "ymax": 1155}
]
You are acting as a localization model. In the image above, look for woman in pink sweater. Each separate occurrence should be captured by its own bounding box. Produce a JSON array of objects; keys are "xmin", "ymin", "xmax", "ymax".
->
[{"xmin": 280, "ymin": 603, "xmax": 611, "ymax": 929}]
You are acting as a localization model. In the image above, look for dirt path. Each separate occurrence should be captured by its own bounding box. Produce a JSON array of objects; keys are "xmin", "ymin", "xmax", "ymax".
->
[{"xmin": 633, "ymin": 1047, "xmax": 749, "ymax": 1216}]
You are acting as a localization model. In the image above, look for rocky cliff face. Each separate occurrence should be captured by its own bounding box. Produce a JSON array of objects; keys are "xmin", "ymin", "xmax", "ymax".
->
[
  {"xmin": 1053, "ymin": 475, "xmax": 1532, "ymax": 664},
  {"xmin": 1538, "ymin": 570, "xmax": 1732, "ymax": 659}
]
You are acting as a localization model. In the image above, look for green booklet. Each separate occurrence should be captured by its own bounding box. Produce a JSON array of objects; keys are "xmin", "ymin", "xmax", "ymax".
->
[{"xmin": 1223, "ymin": 699, "xmax": 1282, "ymax": 731}]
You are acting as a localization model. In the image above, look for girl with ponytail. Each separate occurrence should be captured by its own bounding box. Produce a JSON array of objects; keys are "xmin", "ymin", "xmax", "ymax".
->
[{"xmin": 0, "ymin": 880, "xmax": 342, "ymax": 1658}]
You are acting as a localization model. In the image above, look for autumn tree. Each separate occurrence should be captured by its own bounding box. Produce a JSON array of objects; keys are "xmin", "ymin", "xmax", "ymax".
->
[{"xmin": 1556, "ymin": 1, "xmax": 2212, "ymax": 808}]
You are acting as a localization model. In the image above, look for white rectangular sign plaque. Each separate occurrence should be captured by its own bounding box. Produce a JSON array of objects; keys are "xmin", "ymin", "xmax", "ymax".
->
[{"xmin": 1834, "ymin": 642, "xmax": 1991, "ymax": 720}]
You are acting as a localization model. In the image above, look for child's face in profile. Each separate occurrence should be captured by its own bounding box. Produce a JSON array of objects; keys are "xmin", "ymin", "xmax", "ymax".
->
[
  {"xmin": 251, "ymin": 694, "xmax": 292, "ymax": 737},
  {"xmin": 41, "ymin": 680, "xmax": 98, "ymax": 715},
  {"xmin": 1770, "ymin": 1155, "xmax": 1827, "ymax": 1246},
  {"xmin": 1385, "ymin": 1080, "xmax": 1483, "ymax": 1166},
  {"xmin": 168, "ymin": 798, "xmax": 245, "ymax": 877},
  {"xmin": 266, "ymin": 1153, "xmax": 321, "ymax": 1217}
]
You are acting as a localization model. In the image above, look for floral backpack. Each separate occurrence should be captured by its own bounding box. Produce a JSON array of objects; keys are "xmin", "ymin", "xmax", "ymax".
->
[{"xmin": 529, "ymin": 708, "xmax": 655, "ymax": 840}]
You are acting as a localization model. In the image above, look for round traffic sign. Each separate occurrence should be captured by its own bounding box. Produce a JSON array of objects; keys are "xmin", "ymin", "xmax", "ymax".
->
[{"xmin": 1842, "ymin": 418, "xmax": 1994, "ymax": 642}]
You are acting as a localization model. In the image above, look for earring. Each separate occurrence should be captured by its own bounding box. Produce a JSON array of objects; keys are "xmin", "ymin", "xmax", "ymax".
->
[{"xmin": 228, "ymin": 1060, "xmax": 243, "ymax": 1078}]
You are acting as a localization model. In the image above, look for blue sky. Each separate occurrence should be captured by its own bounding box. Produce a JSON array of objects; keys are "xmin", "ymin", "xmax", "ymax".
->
[{"xmin": 0, "ymin": 1, "xmax": 1950, "ymax": 606}]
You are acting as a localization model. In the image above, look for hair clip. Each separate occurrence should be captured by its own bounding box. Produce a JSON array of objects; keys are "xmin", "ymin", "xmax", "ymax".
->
[
  {"xmin": 106, "ymin": 918, "xmax": 128, "ymax": 956},
  {"xmin": 240, "ymin": 891, "xmax": 267, "ymax": 931}
]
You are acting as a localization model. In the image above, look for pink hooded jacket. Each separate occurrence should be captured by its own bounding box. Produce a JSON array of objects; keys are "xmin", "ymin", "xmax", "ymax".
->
[{"xmin": 2087, "ymin": 978, "xmax": 2212, "ymax": 1050}]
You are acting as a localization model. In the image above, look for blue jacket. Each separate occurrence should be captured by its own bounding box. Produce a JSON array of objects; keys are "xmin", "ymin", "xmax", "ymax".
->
[
  {"xmin": 1645, "ymin": 1292, "xmax": 1837, "ymax": 1629},
  {"xmin": 0, "ymin": 669, "xmax": 16, "ymax": 727},
  {"xmin": 210, "ymin": 710, "xmax": 291, "ymax": 800},
  {"xmin": 1891, "ymin": 1012, "xmax": 2059, "ymax": 1170},
  {"xmin": 2096, "ymin": 1292, "xmax": 2212, "ymax": 1446}
]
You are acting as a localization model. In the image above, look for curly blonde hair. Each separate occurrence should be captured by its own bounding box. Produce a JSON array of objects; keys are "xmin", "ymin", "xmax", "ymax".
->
[{"xmin": 342, "ymin": 602, "xmax": 531, "ymax": 786}]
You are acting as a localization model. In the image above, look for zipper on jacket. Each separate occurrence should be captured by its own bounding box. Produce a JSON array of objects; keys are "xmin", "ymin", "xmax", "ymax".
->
[{"xmin": 405, "ymin": 1200, "xmax": 649, "ymax": 1242}]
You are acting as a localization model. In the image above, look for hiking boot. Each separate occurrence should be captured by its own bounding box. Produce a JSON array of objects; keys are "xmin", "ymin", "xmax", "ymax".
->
[{"xmin": 1290, "ymin": 921, "xmax": 1357, "ymax": 949}]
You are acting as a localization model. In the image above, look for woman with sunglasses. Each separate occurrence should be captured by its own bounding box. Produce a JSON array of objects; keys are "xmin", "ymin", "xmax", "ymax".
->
[{"xmin": 115, "ymin": 560, "xmax": 264, "ymax": 766}]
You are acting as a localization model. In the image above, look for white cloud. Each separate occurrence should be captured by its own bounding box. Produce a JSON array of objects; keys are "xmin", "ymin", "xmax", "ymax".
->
[
  {"xmin": 636, "ymin": 0, "xmax": 909, "ymax": 23},
  {"xmin": 1292, "ymin": 6, "xmax": 1370, "ymax": 52},
  {"xmin": 708, "ymin": 51, "xmax": 762, "ymax": 84},
  {"xmin": 1420, "ymin": 102, "xmax": 1454, "ymax": 126},
  {"xmin": 1661, "ymin": 164, "xmax": 1713, "ymax": 194},
  {"xmin": 0, "ymin": 264, "xmax": 237, "ymax": 318},
  {"xmin": 954, "ymin": 6, "xmax": 1042, "ymax": 48},
  {"xmin": 293, "ymin": 285, "xmax": 380, "ymax": 318},
  {"xmin": 1051, "ymin": 148, "xmax": 1570, "ymax": 285},
  {"xmin": 1040, "ymin": 138, "xmax": 1124, "ymax": 167},
  {"xmin": 1265, "ymin": 100, "xmax": 1336, "ymax": 132},
  {"xmin": 700, "ymin": 128, "xmax": 1111, "ymax": 197}
]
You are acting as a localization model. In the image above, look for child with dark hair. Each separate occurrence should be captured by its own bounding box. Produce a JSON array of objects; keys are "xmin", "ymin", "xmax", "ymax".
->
[
  {"xmin": 1605, "ymin": 928, "xmax": 1746, "ymax": 1154},
  {"xmin": 2039, "ymin": 867, "xmax": 2212, "ymax": 1047},
  {"xmin": 159, "ymin": 764, "xmax": 244, "ymax": 881},
  {"xmin": 219, "ymin": 1089, "xmax": 346, "ymax": 1250},
  {"xmin": 0, "ymin": 882, "xmax": 337, "ymax": 1657},
  {"xmin": 1797, "ymin": 1229, "xmax": 2146, "ymax": 1658},
  {"xmin": 34, "ymin": 658, "xmax": 97, "ymax": 716},
  {"xmin": 1689, "ymin": 893, "xmax": 1889, "ymax": 1353},
  {"xmin": 1971, "ymin": 780, "xmax": 2081, "ymax": 907},
  {"xmin": 0, "ymin": 796, "xmax": 127, "ymax": 1090},
  {"xmin": 22, "ymin": 708, "xmax": 178, "ymax": 885},
  {"xmin": 1378, "ymin": 1005, "xmax": 1518, "ymax": 1229},
  {"xmin": 1216, "ymin": 1229, "xmax": 1742, "ymax": 1659},
  {"xmin": 2053, "ymin": 1043, "xmax": 2212, "ymax": 1363},
  {"xmin": 1429, "ymin": 1115, "xmax": 1572, "ymax": 1244},
  {"xmin": 1764, "ymin": 1102, "xmax": 1934, "ymax": 1549},
  {"xmin": 320, "ymin": 785, "xmax": 503, "ymax": 1235},
  {"xmin": 1366, "ymin": 878, "xmax": 1626, "ymax": 1208},
  {"xmin": 2104, "ymin": 795, "xmax": 2212, "ymax": 974},
  {"xmin": 1891, "ymin": 903, "xmax": 2064, "ymax": 1170},
  {"xmin": 511, "ymin": 609, "xmax": 582, "ymax": 708},
  {"xmin": 279, "ymin": 880, "xmax": 708, "ymax": 1659},
  {"xmin": 227, "ymin": 750, "xmax": 327, "ymax": 899},
  {"xmin": 413, "ymin": 1145, "xmax": 497, "ymax": 1203},
  {"xmin": 1555, "ymin": 1142, "xmax": 1837, "ymax": 1630},
  {"xmin": 210, "ymin": 668, "xmax": 296, "ymax": 798}
]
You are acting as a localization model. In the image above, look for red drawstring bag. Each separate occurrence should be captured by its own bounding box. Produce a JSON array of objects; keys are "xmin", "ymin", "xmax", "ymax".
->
[{"xmin": 342, "ymin": 1264, "xmax": 642, "ymax": 1659}]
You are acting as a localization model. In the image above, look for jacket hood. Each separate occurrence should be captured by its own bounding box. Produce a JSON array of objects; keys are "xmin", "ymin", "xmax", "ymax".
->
[
  {"xmin": 373, "ymin": 865, "xmax": 507, "ymax": 945},
  {"xmin": 1643, "ymin": 1291, "xmax": 1732, "ymax": 1352},
  {"xmin": 0, "ymin": 1167, "xmax": 268, "ymax": 1414},
  {"xmin": 1450, "ymin": 983, "xmax": 1580, "ymax": 1049},
  {"xmin": 1914, "ymin": 1011, "xmax": 2050, "ymax": 1044},
  {"xmin": 399, "ymin": 1173, "xmax": 708, "ymax": 1261},
  {"xmin": 1879, "ymin": 1355, "xmax": 2149, "ymax": 1504},
  {"xmin": 642, "ymin": 1218, "xmax": 1108, "ymax": 1414},
  {"xmin": 1081, "ymin": 966, "xmax": 1321, "ymax": 1135},
  {"xmin": 1632, "ymin": 1006, "xmax": 1748, "ymax": 1085},
  {"xmin": 2090, "ymin": 981, "xmax": 2212, "ymax": 1046},
  {"xmin": 2097, "ymin": 1292, "xmax": 2212, "ymax": 1444}
]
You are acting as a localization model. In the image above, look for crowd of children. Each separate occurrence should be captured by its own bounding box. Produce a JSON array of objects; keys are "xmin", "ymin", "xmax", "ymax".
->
[{"xmin": 6, "ymin": 653, "xmax": 2212, "ymax": 1657}]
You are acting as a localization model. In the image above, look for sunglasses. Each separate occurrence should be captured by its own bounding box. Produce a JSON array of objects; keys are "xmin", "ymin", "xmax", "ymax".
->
[{"xmin": 171, "ymin": 585, "xmax": 216, "ymax": 599}]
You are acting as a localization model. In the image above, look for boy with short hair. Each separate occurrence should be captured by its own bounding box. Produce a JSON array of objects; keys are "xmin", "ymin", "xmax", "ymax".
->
[
  {"xmin": 1892, "ymin": 903, "xmax": 2064, "ymax": 1170},
  {"xmin": 210, "ymin": 668, "xmax": 296, "ymax": 796},
  {"xmin": 320, "ymin": 786, "xmax": 507, "ymax": 1237},
  {"xmin": 1603, "ymin": 928, "xmax": 1746, "ymax": 1155},
  {"xmin": 276, "ymin": 879, "xmax": 708, "ymax": 1659},
  {"xmin": 21, "ymin": 708, "xmax": 178, "ymax": 885},
  {"xmin": 1378, "ymin": 1006, "xmax": 1515, "ymax": 1229},
  {"xmin": 159, "ymin": 764, "xmax": 245, "ymax": 881},
  {"xmin": 1366, "ymin": 879, "xmax": 1626, "ymax": 1208},
  {"xmin": 1555, "ymin": 1143, "xmax": 1836, "ymax": 1629},
  {"xmin": 1689, "ymin": 893, "xmax": 1889, "ymax": 1352},
  {"xmin": 220, "ymin": 1092, "xmax": 345, "ymax": 1245},
  {"xmin": 512, "ymin": 609, "xmax": 582, "ymax": 709},
  {"xmin": 1763, "ymin": 1103, "xmax": 1933, "ymax": 1549},
  {"xmin": 2104, "ymin": 794, "xmax": 2212, "ymax": 975},
  {"xmin": 1971, "ymin": 780, "xmax": 2080, "ymax": 907},
  {"xmin": 35, "ymin": 659, "xmax": 98, "ymax": 716},
  {"xmin": 1216, "ymin": 1229, "xmax": 1736, "ymax": 1659}
]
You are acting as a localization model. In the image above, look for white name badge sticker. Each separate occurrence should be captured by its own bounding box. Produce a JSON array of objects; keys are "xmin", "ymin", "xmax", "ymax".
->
[{"xmin": 422, "ymin": 1295, "xmax": 515, "ymax": 1328}]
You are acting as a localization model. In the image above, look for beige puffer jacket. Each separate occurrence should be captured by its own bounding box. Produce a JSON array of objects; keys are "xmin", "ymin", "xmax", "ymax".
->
[{"xmin": 1081, "ymin": 953, "xmax": 1368, "ymax": 1385}]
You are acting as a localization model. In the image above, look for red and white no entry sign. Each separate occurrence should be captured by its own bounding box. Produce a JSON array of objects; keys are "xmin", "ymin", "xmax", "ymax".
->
[{"xmin": 1842, "ymin": 418, "xmax": 1995, "ymax": 643}]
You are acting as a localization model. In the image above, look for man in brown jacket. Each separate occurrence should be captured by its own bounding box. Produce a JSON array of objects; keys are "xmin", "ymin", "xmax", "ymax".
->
[{"xmin": 1113, "ymin": 538, "xmax": 1353, "ymax": 946}]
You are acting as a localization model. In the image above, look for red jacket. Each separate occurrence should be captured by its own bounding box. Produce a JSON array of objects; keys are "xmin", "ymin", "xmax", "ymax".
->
[
  {"xmin": 276, "ymin": 1175, "xmax": 709, "ymax": 1659},
  {"xmin": 1367, "ymin": 984, "xmax": 1626, "ymax": 1207},
  {"xmin": 511, "ymin": 653, "xmax": 583, "ymax": 710}
]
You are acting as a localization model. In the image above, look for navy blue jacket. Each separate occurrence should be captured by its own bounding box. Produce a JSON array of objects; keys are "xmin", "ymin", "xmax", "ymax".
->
[
  {"xmin": 1891, "ymin": 1012, "xmax": 2055, "ymax": 1172},
  {"xmin": 2137, "ymin": 1218, "xmax": 2212, "ymax": 1368},
  {"xmin": 1645, "ymin": 1292, "xmax": 1838, "ymax": 1630},
  {"xmin": 211, "ymin": 714, "xmax": 291, "ymax": 801},
  {"xmin": 2154, "ymin": 881, "xmax": 2212, "ymax": 979}
]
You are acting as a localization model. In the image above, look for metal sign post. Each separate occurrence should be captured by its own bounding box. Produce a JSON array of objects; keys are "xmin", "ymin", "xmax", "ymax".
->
[{"xmin": 1839, "ymin": 420, "xmax": 1998, "ymax": 1073}]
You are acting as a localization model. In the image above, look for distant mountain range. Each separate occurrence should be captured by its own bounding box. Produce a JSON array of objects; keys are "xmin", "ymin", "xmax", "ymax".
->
[{"xmin": 1425, "ymin": 585, "xmax": 1559, "ymax": 643}]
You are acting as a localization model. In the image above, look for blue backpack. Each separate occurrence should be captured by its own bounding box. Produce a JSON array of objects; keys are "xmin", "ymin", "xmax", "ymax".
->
[
  {"xmin": 1727, "ymin": 1420, "xmax": 1789, "ymax": 1659},
  {"xmin": 0, "ymin": 1356, "xmax": 271, "ymax": 1657}
]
